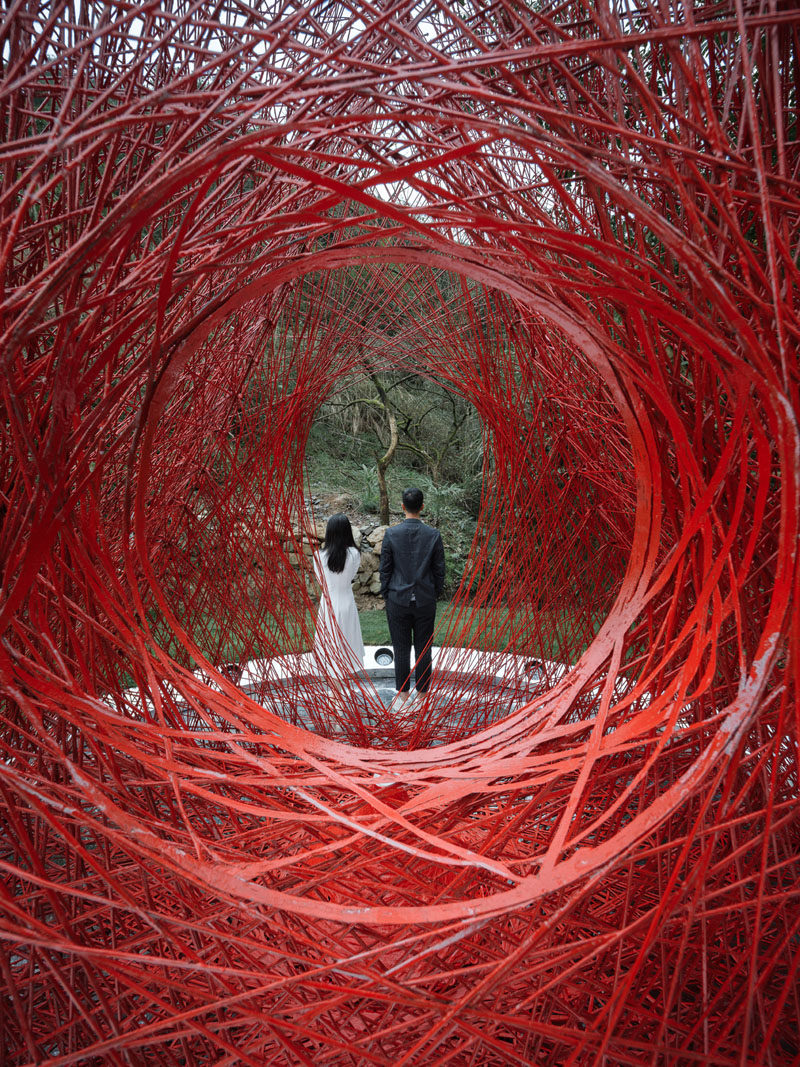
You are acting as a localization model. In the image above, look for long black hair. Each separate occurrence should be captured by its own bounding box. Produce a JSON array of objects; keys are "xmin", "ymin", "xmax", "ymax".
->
[{"xmin": 323, "ymin": 513, "xmax": 357, "ymax": 573}]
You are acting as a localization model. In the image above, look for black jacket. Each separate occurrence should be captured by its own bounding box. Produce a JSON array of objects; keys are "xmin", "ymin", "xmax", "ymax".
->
[{"xmin": 379, "ymin": 518, "xmax": 445, "ymax": 608}]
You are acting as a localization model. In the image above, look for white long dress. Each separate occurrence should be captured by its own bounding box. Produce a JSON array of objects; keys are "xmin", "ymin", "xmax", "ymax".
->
[{"xmin": 313, "ymin": 546, "xmax": 365, "ymax": 674}]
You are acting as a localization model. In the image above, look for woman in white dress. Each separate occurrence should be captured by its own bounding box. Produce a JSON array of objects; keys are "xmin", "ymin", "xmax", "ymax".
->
[{"xmin": 313, "ymin": 514, "xmax": 364, "ymax": 680}]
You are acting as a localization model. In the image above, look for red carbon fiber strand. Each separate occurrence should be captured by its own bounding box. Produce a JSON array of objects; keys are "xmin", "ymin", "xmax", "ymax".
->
[{"xmin": 1, "ymin": 2, "xmax": 798, "ymax": 1064}]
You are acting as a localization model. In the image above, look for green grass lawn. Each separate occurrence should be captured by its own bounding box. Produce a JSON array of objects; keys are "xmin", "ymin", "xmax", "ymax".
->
[
  {"xmin": 358, "ymin": 609, "xmax": 392, "ymax": 645},
  {"xmin": 159, "ymin": 600, "xmax": 594, "ymax": 679},
  {"xmin": 185, "ymin": 602, "xmax": 538, "ymax": 666},
  {"xmin": 359, "ymin": 603, "xmax": 485, "ymax": 647},
  {"xmin": 358, "ymin": 602, "xmax": 549, "ymax": 653}
]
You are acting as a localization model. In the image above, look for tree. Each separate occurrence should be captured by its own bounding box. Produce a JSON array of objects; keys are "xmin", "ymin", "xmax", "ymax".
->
[{"xmin": 370, "ymin": 374, "xmax": 398, "ymax": 525}]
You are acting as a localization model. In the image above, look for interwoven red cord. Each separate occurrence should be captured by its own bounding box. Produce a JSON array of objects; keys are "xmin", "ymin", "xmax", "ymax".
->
[{"xmin": 1, "ymin": 2, "xmax": 798, "ymax": 1063}]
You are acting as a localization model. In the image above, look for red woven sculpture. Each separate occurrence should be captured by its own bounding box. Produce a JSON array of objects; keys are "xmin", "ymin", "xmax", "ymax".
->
[{"xmin": 1, "ymin": 2, "xmax": 798, "ymax": 1063}]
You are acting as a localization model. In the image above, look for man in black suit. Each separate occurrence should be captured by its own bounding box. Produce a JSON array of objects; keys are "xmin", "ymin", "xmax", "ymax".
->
[{"xmin": 379, "ymin": 487, "xmax": 445, "ymax": 705}]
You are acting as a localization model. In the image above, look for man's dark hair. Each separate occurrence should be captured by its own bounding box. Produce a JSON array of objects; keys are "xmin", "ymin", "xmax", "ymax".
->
[{"xmin": 402, "ymin": 487, "xmax": 424, "ymax": 514}]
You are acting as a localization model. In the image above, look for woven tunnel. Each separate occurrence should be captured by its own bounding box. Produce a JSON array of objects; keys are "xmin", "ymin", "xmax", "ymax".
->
[{"xmin": 1, "ymin": 2, "xmax": 798, "ymax": 1064}]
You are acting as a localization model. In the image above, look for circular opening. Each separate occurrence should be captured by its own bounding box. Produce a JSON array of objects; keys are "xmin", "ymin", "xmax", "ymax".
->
[{"xmin": 374, "ymin": 647, "xmax": 394, "ymax": 666}]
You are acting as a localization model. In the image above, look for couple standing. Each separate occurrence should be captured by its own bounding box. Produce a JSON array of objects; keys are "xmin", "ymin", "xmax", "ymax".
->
[{"xmin": 313, "ymin": 487, "xmax": 445, "ymax": 703}]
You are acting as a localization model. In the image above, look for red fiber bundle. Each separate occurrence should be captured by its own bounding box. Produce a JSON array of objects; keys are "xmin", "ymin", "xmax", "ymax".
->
[{"xmin": 1, "ymin": 2, "xmax": 798, "ymax": 1063}]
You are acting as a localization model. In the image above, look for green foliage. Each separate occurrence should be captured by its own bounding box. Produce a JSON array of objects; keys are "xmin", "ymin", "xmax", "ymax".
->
[
  {"xmin": 306, "ymin": 419, "xmax": 458, "ymax": 517},
  {"xmin": 313, "ymin": 366, "xmax": 482, "ymax": 486},
  {"xmin": 415, "ymin": 478, "xmax": 463, "ymax": 524},
  {"xmin": 408, "ymin": 474, "xmax": 476, "ymax": 597},
  {"xmin": 357, "ymin": 463, "xmax": 380, "ymax": 513},
  {"xmin": 306, "ymin": 412, "xmax": 478, "ymax": 593}
]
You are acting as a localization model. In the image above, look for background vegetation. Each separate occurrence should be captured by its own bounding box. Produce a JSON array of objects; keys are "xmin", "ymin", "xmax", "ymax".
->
[{"xmin": 305, "ymin": 368, "xmax": 482, "ymax": 598}]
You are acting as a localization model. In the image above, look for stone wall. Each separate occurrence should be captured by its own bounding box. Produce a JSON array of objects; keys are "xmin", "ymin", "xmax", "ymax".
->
[{"xmin": 288, "ymin": 521, "xmax": 391, "ymax": 607}]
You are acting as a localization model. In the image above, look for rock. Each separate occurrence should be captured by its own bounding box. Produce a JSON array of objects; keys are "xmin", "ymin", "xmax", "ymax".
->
[
  {"xmin": 369, "ymin": 575, "xmax": 382, "ymax": 594},
  {"xmin": 366, "ymin": 524, "xmax": 388, "ymax": 547},
  {"xmin": 360, "ymin": 552, "xmax": 378, "ymax": 574},
  {"xmin": 326, "ymin": 492, "xmax": 356, "ymax": 511}
]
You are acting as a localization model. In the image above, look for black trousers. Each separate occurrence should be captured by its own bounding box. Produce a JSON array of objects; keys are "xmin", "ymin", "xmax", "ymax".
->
[{"xmin": 385, "ymin": 600, "xmax": 436, "ymax": 693}]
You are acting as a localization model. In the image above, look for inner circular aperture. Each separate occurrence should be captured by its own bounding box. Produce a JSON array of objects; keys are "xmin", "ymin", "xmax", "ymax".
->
[
  {"xmin": 3, "ymin": 7, "xmax": 797, "ymax": 1060},
  {"xmin": 132, "ymin": 262, "xmax": 635, "ymax": 746}
]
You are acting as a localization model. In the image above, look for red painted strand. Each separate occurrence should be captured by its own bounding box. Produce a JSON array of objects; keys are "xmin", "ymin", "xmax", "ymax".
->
[{"xmin": 1, "ymin": 1, "xmax": 799, "ymax": 1063}]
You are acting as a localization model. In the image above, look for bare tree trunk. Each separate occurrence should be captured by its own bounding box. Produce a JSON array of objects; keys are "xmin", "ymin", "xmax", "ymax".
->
[
  {"xmin": 367, "ymin": 373, "xmax": 400, "ymax": 525},
  {"xmin": 376, "ymin": 410, "xmax": 398, "ymax": 525}
]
